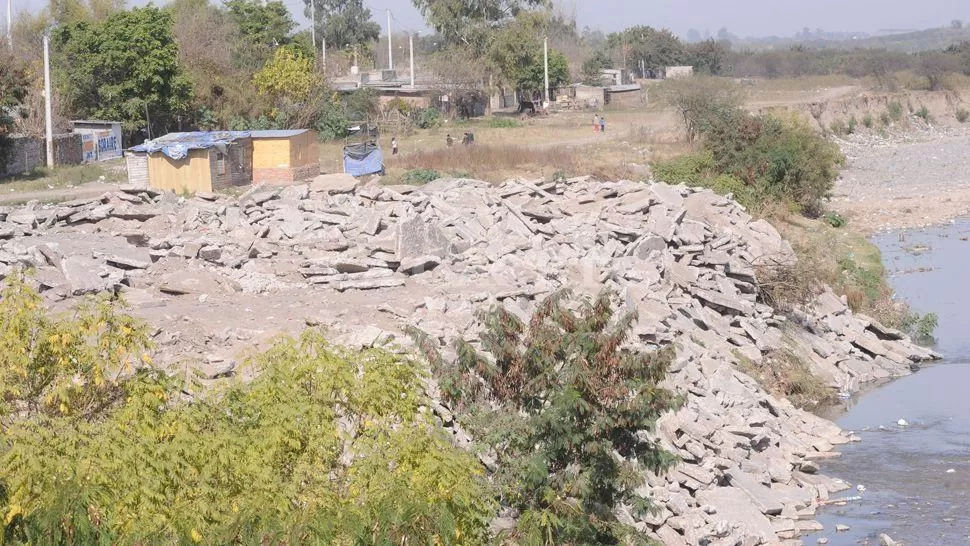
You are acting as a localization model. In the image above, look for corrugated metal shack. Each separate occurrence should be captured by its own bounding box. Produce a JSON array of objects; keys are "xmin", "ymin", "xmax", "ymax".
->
[{"xmin": 127, "ymin": 131, "xmax": 253, "ymax": 193}]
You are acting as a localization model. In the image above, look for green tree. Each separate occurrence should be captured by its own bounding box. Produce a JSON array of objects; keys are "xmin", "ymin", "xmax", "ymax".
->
[
  {"xmin": 0, "ymin": 48, "xmax": 28, "ymax": 171},
  {"xmin": 519, "ymin": 49, "xmax": 569, "ymax": 95},
  {"xmin": 0, "ymin": 279, "xmax": 495, "ymax": 544},
  {"xmin": 53, "ymin": 6, "xmax": 192, "ymax": 137},
  {"xmin": 690, "ymin": 38, "xmax": 730, "ymax": 75},
  {"xmin": 487, "ymin": 10, "xmax": 546, "ymax": 93},
  {"xmin": 412, "ymin": 0, "xmax": 546, "ymax": 48},
  {"xmin": 580, "ymin": 49, "xmax": 612, "ymax": 85},
  {"xmin": 608, "ymin": 25, "xmax": 687, "ymax": 73},
  {"xmin": 225, "ymin": 0, "xmax": 296, "ymax": 53},
  {"xmin": 305, "ymin": 0, "xmax": 380, "ymax": 52},
  {"xmin": 415, "ymin": 290, "xmax": 681, "ymax": 544}
]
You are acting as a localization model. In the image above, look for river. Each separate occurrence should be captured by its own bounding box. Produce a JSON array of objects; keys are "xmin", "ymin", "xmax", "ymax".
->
[{"xmin": 811, "ymin": 221, "xmax": 970, "ymax": 545}]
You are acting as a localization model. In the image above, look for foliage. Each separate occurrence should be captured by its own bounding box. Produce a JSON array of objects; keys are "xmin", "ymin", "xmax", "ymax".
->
[
  {"xmin": 486, "ymin": 117, "xmax": 520, "ymax": 129},
  {"xmin": 847, "ymin": 115, "xmax": 858, "ymax": 134},
  {"xmin": 487, "ymin": 10, "xmax": 547, "ymax": 92},
  {"xmin": 519, "ymin": 49, "xmax": 570, "ymax": 95},
  {"xmin": 734, "ymin": 349, "xmax": 836, "ymax": 411},
  {"xmin": 53, "ymin": 6, "xmax": 192, "ymax": 137},
  {"xmin": 0, "ymin": 285, "xmax": 494, "ymax": 544},
  {"xmin": 958, "ymin": 108, "xmax": 970, "ymax": 123},
  {"xmin": 829, "ymin": 118, "xmax": 847, "ymax": 136},
  {"xmin": 401, "ymin": 168, "xmax": 441, "ymax": 185},
  {"xmin": 914, "ymin": 313, "xmax": 938, "ymax": 345},
  {"xmin": 417, "ymin": 290, "xmax": 681, "ymax": 545},
  {"xmin": 417, "ymin": 107, "xmax": 443, "ymax": 129},
  {"xmin": 253, "ymin": 46, "xmax": 317, "ymax": 102},
  {"xmin": 659, "ymin": 76, "xmax": 744, "ymax": 142},
  {"xmin": 822, "ymin": 211, "xmax": 847, "ymax": 228},
  {"xmin": 0, "ymin": 49, "xmax": 28, "ymax": 171},
  {"xmin": 690, "ymin": 39, "xmax": 730, "ymax": 75},
  {"xmin": 306, "ymin": 0, "xmax": 380, "ymax": 51},
  {"xmin": 887, "ymin": 101, "xmax": 905, "ymax": 122},
  {"xmin": 607, "ymin": 25, "xmax": 687, "ymax": 73},
  {"xmin": 225, "ymin": 0, "xmax": 296, "ymax": 53},
  {"xmin": 915, "ymin": 105, "xmax": 931, "ymax": 122},
  {"xmin": 412, "ymin": 0, "xmax": 545, "ymax": 48},
  {"xmin": 862, "ymin": 114, "xmax": 874, "ymax": 128},
  {"xmin": 652, "ymin": 152, "xmax": 756, "ymax": 209},
  {"xmin": 580, "ymin": 49, "xmax": 613, "ymax": 85}
]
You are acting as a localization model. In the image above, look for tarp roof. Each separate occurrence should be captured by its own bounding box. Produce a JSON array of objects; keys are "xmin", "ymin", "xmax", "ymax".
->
[
  {"xmin": 249, "ymin": 129, "xmax": 309, "ymax": 138},
  {"xmin": 128, "ymin": 131, "xmax": 250, "ymax": 160}
]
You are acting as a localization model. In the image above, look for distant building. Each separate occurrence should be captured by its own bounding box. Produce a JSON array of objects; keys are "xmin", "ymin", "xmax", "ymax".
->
[
  {"xmin": 664, "ymin": 66, "xmax": 695, "ymax": 79},
  {"xmin": 71, "ymin": 120, "xmax": 123, "ymax": 162},
  {"xmin": 250, "ymin": 130, "xmax": 320, "ymax": 185},
  {"xmin": 127, "ymin": 131, "xmax": 253, "ymax": 194}
]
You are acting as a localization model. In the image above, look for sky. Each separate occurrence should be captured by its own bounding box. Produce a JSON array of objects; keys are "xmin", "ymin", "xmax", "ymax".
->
[{"xmin": 15, "ymin": 0, "xmax": 970, "ymax": 39}]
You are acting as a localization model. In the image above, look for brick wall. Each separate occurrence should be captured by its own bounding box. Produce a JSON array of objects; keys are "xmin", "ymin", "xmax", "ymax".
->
[
  {"xmin": 253, "ymin": 161, "xmax": 319, "ymax": 186},
  {"xmin": 1, "ymin": 134, "xmax": 85, "ymax": 178},
  {"xmin": 210, "ymin": 140, "xmax": 253, "ymax": 191}
]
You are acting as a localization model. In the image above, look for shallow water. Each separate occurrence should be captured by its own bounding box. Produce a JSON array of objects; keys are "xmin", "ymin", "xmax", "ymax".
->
[{"xmin": 813, "ymin": 221, "xmax": 970, "ymax": 545}]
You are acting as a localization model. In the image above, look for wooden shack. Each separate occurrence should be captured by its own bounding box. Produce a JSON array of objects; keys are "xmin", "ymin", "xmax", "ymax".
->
[
  {"xmin": 251, "ymin": 130, "xmax": 319, "ymax": 185},
  {"xmin": 127, "ymin": 132, "xmax": 253, "ymax": 194}
]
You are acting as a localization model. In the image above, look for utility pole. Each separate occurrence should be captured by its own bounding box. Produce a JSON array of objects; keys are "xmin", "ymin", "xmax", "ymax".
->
[
  {"xmin": 386, "ymin": 9, "xmax": 393, "ymax": 70},
  {"xmin": 408, "ymin": 33, "xmax": 414, "ymax": 87},
  {"xmin": 322, "ymin": 37, "xmax": 326, "ymax": 68},
  {"xmin": 6, "ymin": 0, "xmax": 11, "ymax": 47},
  {"xmin": 309, "ymin": 0, "xmax": 315, "ymax": 55},
  {"xmin": 543, "ymin": 37, "xmax": 549, "ymax": 104},
  {"xmin": 43, "ymin": 29, "xmax": 53, "ymax": 168}
]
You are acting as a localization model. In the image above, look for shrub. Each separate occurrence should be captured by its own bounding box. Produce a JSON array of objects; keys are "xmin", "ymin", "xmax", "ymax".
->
[
  {"xmin": 887, "ymin": 101, "xmax": 904, "ymax": 122},
  {"xmin": 485, "ymin": 117, "xmax": 520, "ymax": 129},
  {"xmin": 829, "ymin": 118, "xmax": 847, "ymax": 135},
  {"xmin": 862, "ymin": 113, "xmax": 874, "ymax": 128},
  {"xmin": 879, "ymin": 111, "xmax": 892, "ymax": 126},
  {"xmin": 412, "ymin": 290, "xmax": 681, "ymax": 544},
  {"xmin": 0, "ymin": 282, "xmax": 494, "ymax": 544},
  {"xmin": 823, "ymin": 210, "xmax": 847, "ymax": 228},
  {"xmin": 415, "ymin": 107, "xmax": 442, "ymax": 129},
  {"xmin": 735, "ymin": 349, "xmax": 836, "ymax": 411},
  {"xmin": 847, "ymin": 115, "xmax": 858, "ymax": 134},
  {"xmin": 957, "ymin": 108, "xmax": 970, "ymax": 123},
  {"xmin": 660, "ymin": 76, "xmax": 745, "ymax": 142},
  {"xmin": 915, "ymin": 105, "xmax": 931, "ymax": 122},
  {"xmin": 401, "ymin": 168, "xmax": 440, "ymax": 185},
  {"xmin": 652, "ymin": 150, "xmax": 716, "ymax": 185}
]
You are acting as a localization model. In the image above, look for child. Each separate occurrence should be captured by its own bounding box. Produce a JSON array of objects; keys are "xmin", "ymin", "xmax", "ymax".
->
[
  {"xmin": 599, "ymin": 116, "xmax": 606, "ymax": 133},
  {"xmin": 446, "ymin": 133, "xmax": 454, "ymax": 147},
  {"xmin": 593, "ymin": 114, "xmax": 600, "ymax": 133},
  {"xmin": 391, "ymin": 136, "xmax": 399, "ymax": 155}
]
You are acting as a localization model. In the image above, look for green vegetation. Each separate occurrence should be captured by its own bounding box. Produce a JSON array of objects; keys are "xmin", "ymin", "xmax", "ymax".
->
[
  {"xmin": 823, "ymin": 211, "xmax": 847, "ymax": 228},
  {"xmin": 887, "ymin": 101, "xmax": 905, "ymax": 122},
  {"xmin": 847, "ymin": 115, "xmax": 859, "ymax": 134},
  {"xmin": 0, "ymin": 277, "xmax": 493, "ymax": 544},
  {"xmin": 915, "ymin": 104, "xmax": 932, "ymax": 122},
  {"xmin": 829, "ymin": 118, "xmax": 847, "ymax": 135},
  {"xmin": 901, "ymin": 312, "xmax": 939, "ymax": 345},
  {"xmin": 401, "ymin": 168, "xmax": 441, "ymax": 185},
  {"xmin": 957, "ymin": 108, "xmax": 970, "ymax": 122},
  {"xmin": 735, "ymin": 349, "xmax": 836, "ymax": 411},
  {"xmin": 862, "ymin": 113, "xmax": 874, "ymax": 128},
  {"xmin": 411, "ymin": 290, "xmax": 681, "ymax": 544},
  {"xmin": 485, "ymin": 117, "xmax": 521, "ymax": 129}
]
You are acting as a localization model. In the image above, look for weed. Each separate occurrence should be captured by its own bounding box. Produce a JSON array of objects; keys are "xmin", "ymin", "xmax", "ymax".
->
[
  {"xmin": 862, "ymin": 114, "xmax": 874, "ymax": 128},
  {"xmin": 401, "ymin": 168, "xmax": 440, "ymax": 185},
  {"xmin": 900, "ymin": 312, "xmax": 939, "ymax": 345},
  {"xmin": 958, "ymin": 108, "xmax": 969, "ymax": 123},
  {"xmin": 551, "ymin": 169, "xmax": 567, "ymax": 183},
  {"xmin": 847, "ymin": 115, "xmax": 858, "ymax": 134},
  {"xmin": 887, "ymin": 101, "xmax": 904, "ymax": 122},
  {"xmin": 879, "ymin": 111, "xmax": 892, "ymax": 126},
  {"xmin": 485, "ymin": 117, "xmax": 521, "ymax": 129},
  {"xmin": 829, "ymin": 118, "xmax": 847, "ymax": 135},
  {"xmin": 734, "ymin": 349, "xmax": 836, "ymax": 411},
  {"xmin": 823, "ymin": 211, "xmax": 846, "ymax": 228},
  {"xmin": 915, "ymin": 105, "xmax": 931, "ymax": 122}
]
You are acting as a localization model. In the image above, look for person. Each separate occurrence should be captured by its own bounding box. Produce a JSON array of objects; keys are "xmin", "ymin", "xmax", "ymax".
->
[
  {"xmin": 599, "ymin": 116, "xmax": 606, "ymax": 133},
  {"xmin": 446, "ymin": 133, "xmax": 454, "ymax": 147},
  {"xmin": 593, "ymin": 114, "xmax": 599, "ymax": 133},
  {"xmin": 391, "ymin": 136, "xmax": 398, "ymax": 155}
]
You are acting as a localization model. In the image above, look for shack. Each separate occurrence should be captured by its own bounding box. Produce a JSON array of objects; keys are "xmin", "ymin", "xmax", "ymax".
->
[
  {"xmin": 250, "ymin": 129, "xmax": 319, "ymax": 185},
  {"xmin": 606, "ymin": 84, "xmax": 646, "ymax": 108},
  {"xmin": 72, "ymin": 120, "xmax": 123, "ymax": 162},
  {"xmin": 127, "ymin": 131, "xmax": 253, "ymax": 194}
]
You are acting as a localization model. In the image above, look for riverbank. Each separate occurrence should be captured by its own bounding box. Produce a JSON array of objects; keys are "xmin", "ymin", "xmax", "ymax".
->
[{"xmin": 831, "ymin": 125, "xmax": 970, "ymax": 234}]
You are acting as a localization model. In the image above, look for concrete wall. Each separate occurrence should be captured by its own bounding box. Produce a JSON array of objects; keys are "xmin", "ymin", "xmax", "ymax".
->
[
  {"xmin": 607, "ymin": 87, "xmax": 646, "ymax": 108},
  {"xmin": 574, "ymin": 86, "xmax": 606, "ymax": 109},
  {"xmin": 665, "ymin": 66, "xmax": 694, "ymax": 79}
]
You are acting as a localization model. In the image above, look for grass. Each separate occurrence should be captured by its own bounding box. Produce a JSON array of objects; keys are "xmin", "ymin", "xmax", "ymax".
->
[
  {"xmin": 0, "ymin": 160, "xmax": 125, "ymax": 193},
  {"xmin": 735, "ymin": 349, "xmax": 836, "ymax": 411}
]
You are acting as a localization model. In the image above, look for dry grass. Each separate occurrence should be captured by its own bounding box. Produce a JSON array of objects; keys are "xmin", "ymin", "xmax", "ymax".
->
[{"xmin": 735, "ymin": 348, "xmax": 836, "ymax": 412}]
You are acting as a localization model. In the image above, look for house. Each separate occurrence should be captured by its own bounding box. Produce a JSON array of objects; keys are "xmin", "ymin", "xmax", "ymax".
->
[
  {"xmin": 250, "ymin": 130, "xmax": 320, "ymax": 185},
  {"xmin": 72, "ymin": 120, "xmax": 123, "ymax": 162},
  {"xmin": 606, "ymin": 84, "xmax": 646, "ymax": 108},
  {"xmin": 126, "ymin": 131, "xmax": 253, "ymax": 194}
]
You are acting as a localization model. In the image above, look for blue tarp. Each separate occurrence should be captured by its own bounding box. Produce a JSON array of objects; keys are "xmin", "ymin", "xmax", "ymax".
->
[
  {"xmin": 128, "ymin": 131, "xmax": 251, "ymax": 160},
  {"xmin": 343, "ymin": 144, "xmax": 384, "ymax": 176}
]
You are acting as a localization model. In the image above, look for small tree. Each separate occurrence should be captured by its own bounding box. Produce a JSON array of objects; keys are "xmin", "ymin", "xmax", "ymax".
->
[
  {"xmin": 660, "ymin": 75, "xmax": 744, "ymax": 142},
  {"xmin": 417, "ymin": 290, "xmax": 682, "ymax": 544},
  {"xmin": 580, "ymin": 49, "xmax": 612, "ymax": 85}
]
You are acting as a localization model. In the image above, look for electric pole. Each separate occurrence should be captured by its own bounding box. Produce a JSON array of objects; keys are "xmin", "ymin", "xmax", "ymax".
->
[
  {"xmin": 43, "ymin": 29, "xmax": 53, "ymax": 168},
  {"xmin": 322, "ymin": 37, "xmax": 326, "ymax": 68},
  {"xmin": 309, "ymin": 0, "xmax": 315, "ymax": 55},
  {"xmin": 6, "ymin": 0, "xmax": 11, "ymax": 47},
  {"xmin": 386, "ymin": 9, "xmax": 393, "ymax": 70},
  {"xmin": 543, "ymin": 37, "xmax": 549, "ymax": 104},
  {"xmin": 409, "ymin": 33, "xmax": 415, "ymax": 87}
]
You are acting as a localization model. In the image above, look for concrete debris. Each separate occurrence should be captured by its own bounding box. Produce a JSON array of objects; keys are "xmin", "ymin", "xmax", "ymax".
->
[{"xmin": 0, "ymin": 177, "xmax": 941, "ymax": 544}]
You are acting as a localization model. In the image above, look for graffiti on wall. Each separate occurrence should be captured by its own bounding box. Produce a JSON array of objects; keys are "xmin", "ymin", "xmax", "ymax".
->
[{"xmin": 77, "ymin": 124, "xmax": 122, "ymax": 162}]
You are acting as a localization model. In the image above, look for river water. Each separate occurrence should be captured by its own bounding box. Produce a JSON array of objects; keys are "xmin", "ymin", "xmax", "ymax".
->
[{"xmin": 812, "ymin": 221, "xmax": 970, "ymax": 545}]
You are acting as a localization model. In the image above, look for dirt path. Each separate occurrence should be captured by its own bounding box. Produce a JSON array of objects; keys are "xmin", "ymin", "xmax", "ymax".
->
[
  {"xmin": 830, "ymin": 126, "xmax": 970, "ymax": 234},
  {"xmin": 0, "ymin": 181, "xmax": 122, "ymax": 205}
]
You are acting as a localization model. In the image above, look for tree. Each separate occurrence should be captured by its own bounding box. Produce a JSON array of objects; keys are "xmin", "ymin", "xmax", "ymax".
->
[
  {"xmin": 225, "ymin": 0, "xmax": 296, "ymax": 53},
  {"xmin": 487, "ymin": 10, "xmax": 545, "ymax": 93},
  {"xmin": 519, "ymin": 49, "xmax": 569, "ymax": 94},
  {"xmin": 53, "ymin": 6, "xmax": 192, "ymax": 138},
  {"xmin": 412, "ymin": 0, "xmax": 546, "ymax": 47},
  {"xmin": 691, "ymin": 38, "xmax": 730, "ymax": 75},
  {"xmin": 413, "ymin": 290, "xmax": 681, "ymax": 544},
  {"xmin": 305, "ymin": 0, "xmax": 380, "ymax": 52},
  {"xmin": 580, "ymin": 49, "xmax": 612, "ymax": 85},
  {"xmin": 0, "ymin": 279, "xmax": 495, "ymax": 544},
  {"xmin": 660, "ymin": 75, "xmax": 744, "ymax": 142},
  {"xmin": 608, "ymin": 25, "xmax": 687, "ymax": 73},
  {"xmin": 0, "ymin": 48, "xmax": 28, "ymax": 171},
  {"xmin": 252, "ymin": 45, "xmax": 326, "ymax": 128},
  {"xmin": 917, "ymin": 51, "xmax": 958, "ymax": 91}
]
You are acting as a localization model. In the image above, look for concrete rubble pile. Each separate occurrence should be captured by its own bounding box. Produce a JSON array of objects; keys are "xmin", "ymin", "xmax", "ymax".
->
[{"xmin": 0, "ymin": 174, "xmax": 939, "ymax": 545}]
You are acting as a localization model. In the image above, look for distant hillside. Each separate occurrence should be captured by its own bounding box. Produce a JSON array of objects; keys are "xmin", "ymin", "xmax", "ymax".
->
[{"xmin": 736, "ymin": 26, "xmax": 970, "ymax": 53}]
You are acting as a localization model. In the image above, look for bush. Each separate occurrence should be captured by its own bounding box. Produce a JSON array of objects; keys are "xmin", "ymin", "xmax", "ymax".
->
[
  {"xmin": 915, "ymin": 105, "xmax": 931, "ymax": 122},
  {"xmin": 829, "ymin": 118, "xmax": 847, "ymax": 135},
  {"xmin": 412, "ymin": 290, "xmax": 681, "ymax": 544},
  {"xmin": 485, "ymin": 117, "xmax": 520, "ymax": 129},
  {"xmin": 415, "ymin": 107, "xmax": 442, "ymax": 129},
  {"xmin": 401, "ymin": 168, "xmax": 440, "ymax": 185},
  {"xmin": 879, "ymin": 111, "xmax": 892, "ymax": 126},
  {"xmin": 660, "ymin": 76, "xmax": 745, "ymax": 142},
  {"xmin": 823, "ymin": 210, "xmax": 847, "ymax": 228},
  {"xmin": 0, "ymin": 281, "xmax": 494, "ymax": 544},
  {"xmin": 862, "ymin": 113, "xmax": 874, "ymax": 128},
  {"xmin": 652, "ymin": 150, "xmax": 716, "ymax": 185},
  {"xmin": 958, "ymin": 108, "xmax": 970, "ymax": 123},
  {"xmin": 887, "ymin": 101, "xmax": 904, "ymax": 122},
  {"xmin": 847, "ymin": 115, "xmax": 858, "ymax": 134}
]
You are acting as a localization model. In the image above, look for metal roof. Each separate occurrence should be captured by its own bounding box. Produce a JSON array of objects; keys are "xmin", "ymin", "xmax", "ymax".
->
[
  {"xmin": 72, "ymin": 120, "xmax": 121, "ymax": 126},
  {"xmin": 249, "ymin": 129, "xmax": 310, "ymax": 138}
]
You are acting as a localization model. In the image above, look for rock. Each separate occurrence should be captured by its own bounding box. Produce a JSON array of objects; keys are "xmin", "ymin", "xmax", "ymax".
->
[
  {"xmin": 696, "ymin": 486, "xmax": 774, "ymax": 540},
  {"xmin": 897, "ymin": 418, "xmax": 909, "ymax": 427},
  {"xmin": 396, "ymin": 215, "xmax": 451, "ymax": 260},
  {"xmin": 800, "ymin": 461, "xmax": 820, "ymax": 474},
  {"xmin": 878, "ymin": 533, "xmax": 898, "ymax": 546},
  {"xmin": 835, "ymin": 523, "xmax": 850, "ymax": 532},
  {"xmin": 310, "ymin": 173, "xmax": 359, "ymax": 194},
  {"xmin": 198, "ymin": 245, "xmax": 223, "ymax": 263},
  {"xmin": 817, "ymin": 538, "xmax": 829, "ymax": 545},
  {"xmin": 60, "ymin": 257, "xmax": 112, "ymax": 295},
  {"xmin": 95, "ymin": 245, "xmax": 153, "ymax": 270},
  {"xmin": 157, "ymin": 268, "xmax": 240, "ymax": 295},
  {"xmin": 398, "ymin": 255, "xmax": 441, "ymax": 275},
  {"xmin": 200, "ymin": 355, "xmax": 235, "ymax": 379},
  {"xmin": 333, "ymin": 277, "xmax": 406, "ymax": 291}
]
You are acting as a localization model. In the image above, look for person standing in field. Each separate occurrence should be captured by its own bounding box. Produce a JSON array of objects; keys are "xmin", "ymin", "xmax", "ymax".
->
[
  {"xmin": 446, "ymin": 134, "xmax": 454, "ymax": 147},
  {"xmin": 599, "ymin": 116, "xmax": 606, "ymax": 133},
  {"xmin": 391, "ymin": 136, "xmax": 399, "ymax": 155},
  {"xmin": 593, "ymin": 114, "xmax": 600, "ymax": 133}
]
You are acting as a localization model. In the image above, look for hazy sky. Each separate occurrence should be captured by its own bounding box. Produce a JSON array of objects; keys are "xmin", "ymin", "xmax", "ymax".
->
[{"xmin": 16, "ymin": 0, "xmax": 970, "ymax": 38}]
